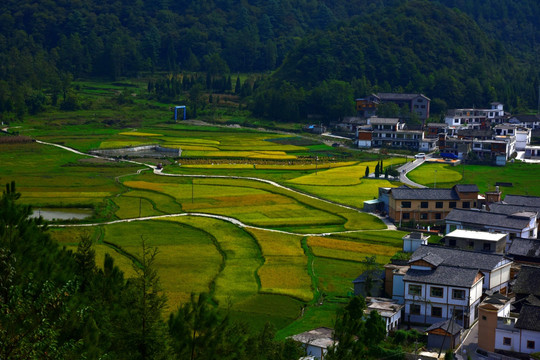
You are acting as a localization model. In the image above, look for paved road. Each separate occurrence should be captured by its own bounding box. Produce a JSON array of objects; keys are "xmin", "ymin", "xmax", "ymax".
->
[
  {"xmin": 396, "ymin": 156, "xmax": 429, "ymax": 188},
  {"xmin": 455, "ymin": 321, "xmax": 480, "ymax": 360},
  {"xmin": 36, "ymin": 139, "xmax": 398, "ymax": 234}
]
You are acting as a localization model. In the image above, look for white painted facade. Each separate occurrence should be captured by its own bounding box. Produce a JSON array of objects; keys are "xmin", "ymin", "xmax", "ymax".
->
[
  {"xmin": 404, "ymin": 271, "xmax": 483, "ymax": 327},
  {"xmin": 495, "ymin": 319, "xmax": 540, "ymax": 354}
]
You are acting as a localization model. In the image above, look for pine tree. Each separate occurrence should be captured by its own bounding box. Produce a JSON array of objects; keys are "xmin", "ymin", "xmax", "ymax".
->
[
  {"xmin": 374, "ymin": 163, "xmax": 379, "ymax": 178},
  {"xmin": 123, "ymin": 237, "xmax": 170, "ymax": 359},
  {"xmin": 365, "ymin": 166, "xmax": 369, "ymax": 178},
  {"xmin": 235, "ymin": 76, "xmax": 241, "ymax": 95}
]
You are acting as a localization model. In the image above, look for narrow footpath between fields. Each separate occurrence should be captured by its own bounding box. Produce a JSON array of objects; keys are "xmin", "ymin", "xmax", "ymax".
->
[{"xmin": 36, "ymin": 139, "xmax": 398, "ymax": 235}]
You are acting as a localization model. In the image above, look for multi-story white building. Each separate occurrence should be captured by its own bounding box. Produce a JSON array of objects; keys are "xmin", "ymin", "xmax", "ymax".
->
[{"xmin": 403, "ymin": 245, "xmax": 512, "ymax": 328}]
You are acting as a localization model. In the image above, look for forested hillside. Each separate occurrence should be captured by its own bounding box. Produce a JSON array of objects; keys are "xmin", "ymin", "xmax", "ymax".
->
[
  {"xmin": 0, "ymin": 0, "xmax": 538, "ymax": 122},
  {"xmin": 251, "ymin": 1, "xmax": 539, "ymax": 121}
]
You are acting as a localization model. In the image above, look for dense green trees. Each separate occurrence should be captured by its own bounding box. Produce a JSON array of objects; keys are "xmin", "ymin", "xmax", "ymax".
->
[
  {"xmin": 1, "ymin": 0, "xmax": 538, "ymax": 122},
  {"xmin": 0, "ymin": 183, "xmax": 308, "ymax": 358}
]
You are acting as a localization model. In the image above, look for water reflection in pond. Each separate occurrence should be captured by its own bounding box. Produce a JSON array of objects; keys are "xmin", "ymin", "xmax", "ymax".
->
[{"xmin": 31, "ymin": 208, "xmax": 93, "ymax": 220}]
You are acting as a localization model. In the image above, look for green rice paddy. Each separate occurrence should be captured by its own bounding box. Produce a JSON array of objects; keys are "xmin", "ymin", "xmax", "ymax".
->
[{"xmin": 15, "ymin": 100, "xmax": 537, "ymax": 335}]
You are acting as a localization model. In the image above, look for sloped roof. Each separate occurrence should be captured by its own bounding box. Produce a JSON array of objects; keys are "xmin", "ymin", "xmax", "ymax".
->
[
  {"xmin": 291, "ymin": 327, "xmax": 336, "ymax": 348},
  {"xmin": 445, "ymin": 209, "xmax": 533, "ymax": 230},
  {"xmin": 369, "ymin": 117, "xmax": 400, "ymax": 125},
  {"xmin": 507, "ymin": 238, "xmax": 540, "ymax": 260},
  {"xmin": 405, "ymin": 266, "xmax": 481, "ymax": 288},
  {"xmin": 515, "ymin": 304, "xmax": 540, "ymax": 331},
  {"xmin": 409, "ymin": 245, "xmax": 505, "ymax": 271},
  {"xmin": 503, "ymin": 195, "xmax": 540, "ymax": 208},
  {"xmin": 513, "ymin": 265, "xmax": 540, "ymax": 296},
  {"xmin": 510, "ymin": 114, "xmax": 540, "ymax": 123},
  {"xmin": 489, "ymin": 203, "xmax": 540, "ymax": 216},
  {"xmin": 454, "ymin": 184, "xmax": 480, "ymax": 193},
  {"xmin": 410, "ymin": 252, "xmax": 444, "ymax": 267},
  {"xmin": 427, "ymin": 123, "xmax": 448, "ymax": 128},
  {"xmin": 390, "ymin": 185, "xmax": 478, "ymax": 201},
  {"xmin": 376, "ymin": 93, "xmax": 430, "ymax": 101},
  {"xmin": 426, "ymin": 319, "xmax": 463, "ymax": 336},
  {"xmin": 483, "ymin": 293, "xmax": 510, "ymax": 305}
]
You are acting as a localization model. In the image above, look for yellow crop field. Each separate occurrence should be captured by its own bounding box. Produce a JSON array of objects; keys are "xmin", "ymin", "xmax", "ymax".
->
[
  {"xmin": 247, "ymin": 229, "xmax": 312, "ymax": 301},
  {"xmin": 219, "ymin": 144, "xmax": 305, "ymax": 152},
  {"xmin": 99, "ymin": 140, "xmax": 155, "ymax": 149},
  {"xmin": 119, "ymin": 132, "xmax": 163, "ymax": 137},
  {"xmin": 182, "ymin": 164, "xmax": 256, "ymax": 169},
  {"xmin": 292, "ymin": 179, "xmax": 398, "ymax": 208},
  {"xmin": 247, "ymin": 228, "xmax": 304, "ymax": 257},
  {"xmin": 165, "ymin": 137, "xmax": 221, "ymax": 145},
  {"xmin": 288, "ymin": 158, "xmax": 407, "ymax": 186},
  {"xmin": 183, "ymin": 150, "xmax": 296, "ymax": 160},
  {"xmin": 102, "ymin": 221, "xmax": 223, "ymax": 311},
  {"xmin": 308, "ymin": 236, "xmax": 398, "ymax": 256},
  {"xmin": 167, "ymin": 216, "xmax": 262, "ymax": 305},
  {"xmin": 166, "ymin": 145, "xmax": 220, "ymax": 151},
  {"xmin": 258, "ymin": 257, "xmax": 312, "ymax": 301}
]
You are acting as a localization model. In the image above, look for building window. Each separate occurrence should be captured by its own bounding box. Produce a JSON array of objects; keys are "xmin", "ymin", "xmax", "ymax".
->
[
  {"xmin": 402, "ymin": 213, "xmax": 410, "ymax": 220},
  {"xmin": 449, "ymin": 239, "xmax": 456, "ymax": 247},
  {"xmin": 468, "ymin": 241, "xmax": 474, "ymax": 248},
  {"xmin": 435, "ymin": 213, "xmax": 442, "ymax": 220},
  {"xmin": 453, "ymin": 308, "xmax": 464, "ymax": 320},
  {"xmin": 503, "ymin": 337, "xmax": 512, "ymax": 346},
  {"xmin": 409, "ymin": 284, "xmax": 422, "ymax": 296},
  {"xmin": 420, "ymin": 213, "xmax": 428, "ymax": 220},
  {"xmin": 421, "ymin": 202, "xmax": 428, "ymax": 208},
  {"xmin": 527, "ymin": 341, "xmax": 535, "ymax": 349},
  {"xmin": 401, "ymin": 201, "xmax": 411, "ymax": 208},
  {"xmin": 462, "ymin": 201, "xmax": 470, "ymax": 209},
  {"xmin": 436, "ymin": 202, "xmax": 443, "ymax": 209},
  {"xmin": 410, "ymin": 304, "xmax": 421, "ymax": 315},
  {"xmin": 482, "ymin": 315, "xmax": 487, "ymax": 320},
  {"xmin": 431, "ymin": 306, "xmax": 442, "ymax": 317},
  {"xmin": 449, "ymin": 202, "xmax": 456, "ymax": 208},
  {"xmin": 430, "ymin": 287, "xmax": 443, "ymax": 298},
  {"xmin": 483, "ymin": 243, "xmax": 491, "ymax": 251},
  {"xmin": 452, "ymin": 289, "xmax": 465, "ymax": 300}
]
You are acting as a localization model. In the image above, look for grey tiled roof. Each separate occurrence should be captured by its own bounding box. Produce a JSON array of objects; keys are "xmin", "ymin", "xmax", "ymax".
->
[
  {"xmin": 454, "ymin": 184, "xmax": 480, "ymax": 193},
  {"xmin": 409, "ymin": 245, "xmax": 505, "ymax": 271},
  {"xmin": 377, "ymin": 93, "xmax": 430, "ymax": 101},
  {"xmin": 510, "ymin": 114, "xmax": 540, "ymax": 123},
  {"xmin": 370, "ymin": 117, "xmax": 400, "ymax": 125},
  {"xmin": 515, "ymin": 304, "xmax": 540, "ymax": 331},
  {"xmin": 503, "ymin": 195, "xmax": 540, "ymax": 208},
  {"xmin": 445, "ymin": 209, "xmax": 533, "ymax": 230},
  {"xmin": 426, "ymin": 319, "xmax": 463, "ymax": 335},
  {"xmin": 507, "ymin": 238, "xmax": 540, "ymax": 259},
  {"xmin": 489, "ymin": 204, "xmax": 540, "ymax": 216},
  {"xmin": 404, "ymin": 265, "xmax": 481, "ymax": 288},
  {"xmin": 513, "ymin": 265, "xmax": 540, "ymax": 296},
  {"xmin": 410, "ymin": 252, "xmax": 444, "ymax": 267},
  {"xmin": 427, "ymin": 123, "xmax": 448, "ymax": 128},
  {"xmin": 391, "ymin": 187, "xmax": 458, "ymax": 201},
  {"xmin": 390, "ymin": 185, "xmax": 478, "ymax": 201}
]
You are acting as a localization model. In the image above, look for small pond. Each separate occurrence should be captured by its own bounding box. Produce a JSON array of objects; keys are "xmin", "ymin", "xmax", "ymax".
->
[{"xmin": 31, "ymin": 208, "xmax": 93, "ymax": 221}]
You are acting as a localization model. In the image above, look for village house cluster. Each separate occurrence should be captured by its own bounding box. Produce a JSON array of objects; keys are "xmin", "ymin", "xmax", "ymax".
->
[
  {"xmin": 293, "ymin": 189, "xmax": 540, "ymax": 359},
  {"xmin": 331, "ymin": 93, "xmax": 540, "ymax": 164},
  {"xmin": 363, "ymin": 187, "xmax": 540, "ymax": 358}
]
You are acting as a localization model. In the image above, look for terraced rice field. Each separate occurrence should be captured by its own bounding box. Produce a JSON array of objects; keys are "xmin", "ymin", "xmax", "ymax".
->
[{"xmin": 6, "ymin": 121, "xmax": 413, "ymax": 332}]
